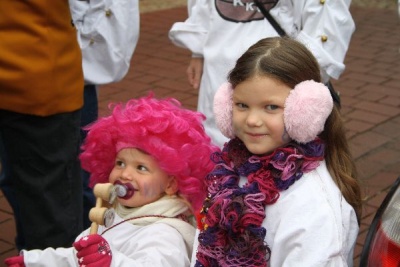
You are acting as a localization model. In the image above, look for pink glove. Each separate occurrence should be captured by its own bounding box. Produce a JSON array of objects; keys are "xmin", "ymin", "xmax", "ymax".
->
[
  {"xmin": 73, "ymin": 234, "xmax": 112, "ymax": 267},
  {"xmin": 4, "ymin": 255, "xmax": 25, "ymax": 267}
]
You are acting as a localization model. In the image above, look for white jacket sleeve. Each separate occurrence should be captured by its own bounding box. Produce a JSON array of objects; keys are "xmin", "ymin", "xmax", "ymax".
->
[
  {"xmin": 21, "ymin": 229, "xmax": 90, "ymax": 266},
  {"xmin": 187, "ymin": 0, "xmax": 197, "ymax": 15},
  {"xmin": 22, "ymin": 247, "xmax": 78, "ymax": 266},
  {"xmin": 168, "ymin": 0, "xmax": 210, "ymax": 56},
  {"xmin": 271, "ymin": 0, "xmax": 355, "ymax": 82},
  {"xmin": 69, "ymin": 0, "xmax": 140, "ymax": 85}
]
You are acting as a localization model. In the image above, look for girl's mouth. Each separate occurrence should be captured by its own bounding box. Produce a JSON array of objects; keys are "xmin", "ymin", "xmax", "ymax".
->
[{"xmin": 113, "ymin": 180, "xmax": 135, "ymax": 200}]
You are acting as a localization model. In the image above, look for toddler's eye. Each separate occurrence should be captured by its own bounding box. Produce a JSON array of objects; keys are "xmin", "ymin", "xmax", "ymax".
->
[
  {"xmin": 116, "ymin": 160, "xmax": 125, "ymax": 167},
  {"xmin": 137, "ymin": 165, "xmax": 148, "ymax": 171}
]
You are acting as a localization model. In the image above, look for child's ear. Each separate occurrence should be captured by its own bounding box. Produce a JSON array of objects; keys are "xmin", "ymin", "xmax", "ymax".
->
[{"xmin": 165, "ymin": 176, "xmax": 178, "ymax": 195}]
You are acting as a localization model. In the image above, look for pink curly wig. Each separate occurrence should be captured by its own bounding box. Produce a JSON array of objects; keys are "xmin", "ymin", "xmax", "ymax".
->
[{"xmin": 79, "ymin": 94, "xmax": 220, "ymax": 211}]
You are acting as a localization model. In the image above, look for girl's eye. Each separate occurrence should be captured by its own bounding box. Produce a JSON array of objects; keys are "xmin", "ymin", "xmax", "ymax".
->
[
  {"xmin": 235, "ymin": 102, "xmax": 248, "ymax": 109},
  {"xmin": 266, "ymin": 105, "xmax": 279, "ymax": 111},
  {"xmin": 137, "ymin": 165, "xmax": 148, "ymax": 172}
]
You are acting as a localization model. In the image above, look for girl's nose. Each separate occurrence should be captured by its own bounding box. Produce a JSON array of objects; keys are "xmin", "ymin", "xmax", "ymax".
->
[{"xmin": 246, "ymin": 110, "xmax": 262, "ymax": 127}]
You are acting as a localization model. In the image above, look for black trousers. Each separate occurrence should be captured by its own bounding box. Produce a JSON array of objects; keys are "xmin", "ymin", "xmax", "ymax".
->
[
  {"xmin": 80, "ymin": 84, "xmax": 97, "ymax": 229},
  {"xmin": 0, "ymin": 109, "xmax": 83, "ymax": 250}
]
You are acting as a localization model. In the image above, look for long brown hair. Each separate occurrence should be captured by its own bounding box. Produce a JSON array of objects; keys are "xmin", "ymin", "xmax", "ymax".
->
[{"xmin": 228, "ymin": 37, "xmax": 362, "ymax": 221}]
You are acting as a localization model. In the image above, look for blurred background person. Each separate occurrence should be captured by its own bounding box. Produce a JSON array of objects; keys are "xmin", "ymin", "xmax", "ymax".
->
[{"xmin": 0, "ymin": 0, "xmax": 84, "ymax": 250}]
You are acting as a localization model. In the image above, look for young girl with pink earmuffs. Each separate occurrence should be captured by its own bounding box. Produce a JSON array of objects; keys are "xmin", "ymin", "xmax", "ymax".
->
[{"xmin": 192, "ymin": 37, "xmax": 362, "ymax": 267}]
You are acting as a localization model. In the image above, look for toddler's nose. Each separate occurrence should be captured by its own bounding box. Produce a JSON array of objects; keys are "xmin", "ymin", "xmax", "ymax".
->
[{"xmin": 120, "ymin": 167, "xmax": 134, "ymax": 181}]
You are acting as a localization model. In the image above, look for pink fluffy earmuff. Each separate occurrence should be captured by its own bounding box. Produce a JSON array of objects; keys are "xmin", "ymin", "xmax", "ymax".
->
[{"xmin": 213, "ymin": 80, "xmax": 333, "ymax": 144}]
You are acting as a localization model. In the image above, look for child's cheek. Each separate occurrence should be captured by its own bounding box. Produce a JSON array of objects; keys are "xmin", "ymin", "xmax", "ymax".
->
[{"xmin": 282, "ymin": 127, "xmax": 291, "ymax": 143}]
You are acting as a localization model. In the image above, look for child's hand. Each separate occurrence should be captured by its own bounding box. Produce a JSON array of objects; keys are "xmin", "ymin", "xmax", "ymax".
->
[
  {"xmin": 4, "ymin": 255, "xmax": 25, "ymax": 267},
  {"xmin": 73, "ymin": 234, "xmax": 112, "ymax": 267}
]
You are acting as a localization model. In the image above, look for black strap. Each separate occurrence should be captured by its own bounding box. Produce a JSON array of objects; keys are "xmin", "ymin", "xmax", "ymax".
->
[
  {"xmin": 326, "ymin": 81, "xmax": 341, "ymax": 107},
  {"xmin": 254, "ymin": 0, "xmax": 286, "ymax": 37}
]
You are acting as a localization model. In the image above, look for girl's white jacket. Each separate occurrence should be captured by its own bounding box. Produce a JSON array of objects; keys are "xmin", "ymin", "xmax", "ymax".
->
[
  {"xmin": 169, "ymin": 0, "xmax": 355, "ymax": 147},
  {"xmin": 191, "ymin": 161, "xmax": 359, "ymax": 267}
]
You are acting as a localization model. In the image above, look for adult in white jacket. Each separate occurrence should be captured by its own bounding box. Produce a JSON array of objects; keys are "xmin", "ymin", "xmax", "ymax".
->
[
  {"xmin": 169, "ymin": 0, "xmax": 355, "ymax": 147},
  {"xmin": 69, "ymin": 0, "xmax": 139, "ymax": 85}
]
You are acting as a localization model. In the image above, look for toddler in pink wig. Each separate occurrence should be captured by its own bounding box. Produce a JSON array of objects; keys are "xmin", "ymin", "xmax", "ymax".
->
[{"xmin": 5, "ymin": 94, "xmax": 219, "ymax": 267}]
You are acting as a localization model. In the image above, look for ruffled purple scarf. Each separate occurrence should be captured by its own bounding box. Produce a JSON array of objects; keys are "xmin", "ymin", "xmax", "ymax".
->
[{"xmin": 195, "ymin": 138, "xmax": 325, "ymax": 267}]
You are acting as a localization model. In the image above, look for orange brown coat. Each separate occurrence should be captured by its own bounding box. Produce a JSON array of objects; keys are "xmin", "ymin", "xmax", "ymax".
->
[{"xmin": 0, "ymin": 0, "xmax": 84, "ymax": 116}]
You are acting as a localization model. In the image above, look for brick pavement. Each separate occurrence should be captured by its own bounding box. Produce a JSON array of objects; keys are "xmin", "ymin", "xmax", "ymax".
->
[{"xmin": 1, "ymin": 3, "xmax": 399, "ymax": 266}]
